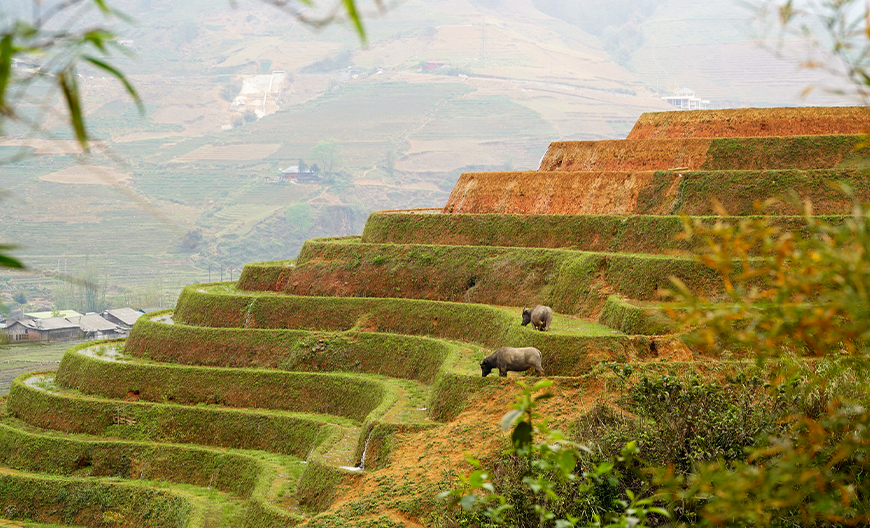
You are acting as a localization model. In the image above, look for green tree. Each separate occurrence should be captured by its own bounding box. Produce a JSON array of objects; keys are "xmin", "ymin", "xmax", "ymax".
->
[
  {"xmin": 381, "ymin": 147, "xmax": 397, "ymax": 178},
  {"xmin": 310, "ymin": 138, "xmax": 343, "ymax": 175},
  {"xmin": 52, "ymin": 258, "xmax": 108, "ymax": 313},
  {"xmin": 285, "ymin": 202, "xmax": 315, "ymax": 233}
]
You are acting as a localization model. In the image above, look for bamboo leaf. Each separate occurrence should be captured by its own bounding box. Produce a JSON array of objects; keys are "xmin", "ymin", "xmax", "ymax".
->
[
  {"xmin": 90, "ymin": 0, "xmax": 111, "ymax": 13},
  {"xmin": 81, "ymin": 29, "xmax": 114, "ymax": 53},
  {"xmin": 0, "ymin": 34, "xmax": 13, "ymax": 117},
  {"xmin": 343, "ymin": 0, "xmax": 366, "ymax": 43},
  {"xmin": 84, "ymin": 55, "xmax": 143, "ymax": 114},
  {"xmin": 58, "ymin": 71, "xmax": 89, "ymax": 150},
  {"xmin": 0, "ymin": 245, "xmax": 24, "ymax": 269}
]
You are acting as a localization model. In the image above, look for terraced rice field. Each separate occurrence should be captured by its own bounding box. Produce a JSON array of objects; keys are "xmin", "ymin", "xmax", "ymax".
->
[{"xmin": 2, "ymin": 106, "xmax": 867, "ymax": 526}]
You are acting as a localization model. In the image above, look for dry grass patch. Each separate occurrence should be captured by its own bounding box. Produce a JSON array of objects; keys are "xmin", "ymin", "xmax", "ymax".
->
[
  {"xmin": 39, "ymin": 165, "xmax": 131, "ymax": 186},
  {"xmin": 172, "ymin": 143, "xmax": 282, "ymax": 162}
]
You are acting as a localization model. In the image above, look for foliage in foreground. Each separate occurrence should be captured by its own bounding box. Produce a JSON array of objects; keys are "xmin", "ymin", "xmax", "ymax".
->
[
  {"xmin": 444, "ymin": 194, "xmax": 870, "ymax": 527},
  {"xmin": 655, "ymin": 196, "xmax": 870, "ymax": 526},
  {"xmin": 441, "ymin": 379, "xmax": 668, "ymax": 528}
]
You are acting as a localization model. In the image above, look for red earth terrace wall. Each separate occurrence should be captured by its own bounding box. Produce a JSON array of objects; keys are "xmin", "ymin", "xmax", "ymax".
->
[
  {"xmin": 626, "ymin": 106, "xmax": 870, "ymax": 140},
  {"xmin": 538, "ymin": 138, "xmax": 713, "ymax": 172},
  {"xmin": 442, "ymin": 168, "xmax": 870, "ymax": 215},
  {"xmin": 537, "ymin": 135, "xmax": 862, "ymax": 173},
  {"xmin": 443, "ymin": 170, "xmax": 668, "ymax": 215}
]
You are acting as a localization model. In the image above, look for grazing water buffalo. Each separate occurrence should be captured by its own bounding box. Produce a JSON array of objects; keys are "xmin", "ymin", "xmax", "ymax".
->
[
  {"xmin": 480, "ymin": 347, "xmax": 544, "ymax": 377},
  {"xmin": 521, "ymin": 305, "xmax": 553, "ymax": 331}
]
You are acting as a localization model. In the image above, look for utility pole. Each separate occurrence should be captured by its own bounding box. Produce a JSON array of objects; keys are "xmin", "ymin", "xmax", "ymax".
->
[{"xmin": 481, "ymin": 16, "xmax": 486, "ymax": 68}]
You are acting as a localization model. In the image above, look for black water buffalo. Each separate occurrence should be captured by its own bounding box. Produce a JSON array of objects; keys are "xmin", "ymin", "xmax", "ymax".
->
[
  {"xmin": 480, "ymin": 347, "xmax": 544, "ymax": 377},
  {"xmin": 521, "ymin": 305, "xmax": 552, "ymax": 331}
]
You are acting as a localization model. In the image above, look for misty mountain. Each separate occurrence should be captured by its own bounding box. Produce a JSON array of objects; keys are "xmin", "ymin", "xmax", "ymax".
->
[{"xmin": 0, "ymin": 0, "xmax": 855, "ymax": 311}]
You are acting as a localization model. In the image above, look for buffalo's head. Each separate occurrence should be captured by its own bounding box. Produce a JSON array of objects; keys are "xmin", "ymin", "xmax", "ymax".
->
[
  {"xmin": 521, "ymin": 307, "xmax": 532, "ymax": 326},
  {"xmin": 480, "ymin": 357, "xmax": 495, "ymax": 377}
]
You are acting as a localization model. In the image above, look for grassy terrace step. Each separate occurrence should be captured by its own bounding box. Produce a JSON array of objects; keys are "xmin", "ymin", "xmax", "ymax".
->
[
  {"xmin": 626, "ymin": 106, "xmax": 870, "ymax": 140},
  {"xmin": 168, "ymin": 287, "xmax": 658, "ymax": 376},
  {"xmin": 56, "ymin": 343, "xmax": 387, "ymax": 423},
  {"xmin": 129, "ymin": 314, "xmax": 456, "ymax": 384},
  {"xmin": 599, "ymin": 295, "xmax": 674, "ymax": 335},
  {"xmin": 537, "ymin": 134, "xmax": 865, "ymax": 172},
  {"xmin": 7, "ymin": 373, "xmax": 350, "ymax": 462},
  {"xmin": 0, "ymin": 467, "xmax": 197, "ymax": 527},
  {"xmin": 250, "ymin": 238, "xmax": 721, "ymax": 311},
  {"xmin": 442, "ymin": 168, "xmax": 870, "ymax": 215},
  {"xmin": 0, "ymin": 419, "xmax": 306, "ymax": 527},
  {"xmin": 361, "ymin": 212, "xmax": 850, "ymax": 252}
]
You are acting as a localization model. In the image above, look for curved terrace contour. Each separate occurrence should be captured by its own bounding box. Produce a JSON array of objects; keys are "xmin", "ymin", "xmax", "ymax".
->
[{"xmin": 3, "ymin": 106, "xmax": 869, "ymax": 527}]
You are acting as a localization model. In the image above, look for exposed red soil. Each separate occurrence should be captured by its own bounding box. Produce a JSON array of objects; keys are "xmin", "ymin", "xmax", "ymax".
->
[
  {"xmin": 538, "ymin": 138, "xmax": 713, "ymax": 172},
  {"xmin": 627, "ymin": 106, "xmax": 870, "ymax": 140},
  {"xmin": 317, "ymin": 377, "xmax": 603, "ymax": 527},
  {"xmin": 442, "ymin": 170, "xmax": 666, "ymax": 215}
]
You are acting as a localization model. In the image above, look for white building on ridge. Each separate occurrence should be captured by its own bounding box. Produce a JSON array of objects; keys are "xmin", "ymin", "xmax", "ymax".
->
[{"xmin": 662, "ymin": 88, "xmax": 711, "ymax": 110}]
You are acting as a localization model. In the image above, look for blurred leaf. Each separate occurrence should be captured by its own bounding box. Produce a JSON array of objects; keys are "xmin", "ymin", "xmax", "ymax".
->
[
  {"xmin": 83, "ymin": 55, "xmax": 143, "ymax": 114},
  {"xmin": 500, "ymin": 409, "xmax": 522, "ymax": 432},
  {"xmin": 0, "ymin": 245, "xmax": 24, "ymax": 269},
  {"xmin": 343, "ymin": 0, "xmax": 366, "ymax": 43},
  {"xmin": 532, "ymin": 379, "xmax": 553, "ymax": 391},
  {"xmin": 57, "ymin": 70, "xmax": 88, "ymax": 150},
  {"xmin": 0, "ymin": 34, "xmax": 13, "ymax": 118},
  {"xmin": 459, "ymin": 494, "xmax": 477, "ymax": 511},
  {"xmin": 511, "ymin": 420, "xmax": 533, "ymax": 448},
  {"xmin": 467, "ymin": 470, "xmax": 488, "ymax": 488},
  {"xmin": 556, "ymin": 450, "xmax": 576, "ymax": 475}
]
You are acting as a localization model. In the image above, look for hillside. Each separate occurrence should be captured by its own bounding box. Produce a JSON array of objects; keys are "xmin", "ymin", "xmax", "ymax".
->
[
  {"xmin": 0, "ymin": 105, "xmax": 866, "ymax": 527},
  {"xmin": 0, "ymin": 0, "xmax": 855, "ymax": 314}
]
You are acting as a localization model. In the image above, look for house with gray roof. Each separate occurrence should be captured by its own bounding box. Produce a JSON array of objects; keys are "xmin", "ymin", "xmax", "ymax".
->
[
  {"xmin": 5, "ymin": 316, "xmax": 80, "ymax": 343},
  {"xmin": 101, "ymin": 308, "xmax": 144, "ymax": 329},
  {"xmin": 67, "ymin": 314, "xmax": 125, "ymax": 340}
]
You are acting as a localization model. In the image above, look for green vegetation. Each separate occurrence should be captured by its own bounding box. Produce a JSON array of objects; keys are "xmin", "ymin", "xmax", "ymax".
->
[
  {"xmin": 0, "ymin": 471, "xmax": 193, "ymax": 527},
  {"xmin": 8, "ymin": 373, "xmax": 345, "ymax": 458},
  {"xmin": 0, "ymin": 340, "xmax": 85, "ymax": 395},
  {"xmin": 127, "ymin": 316, "xmax": 454, "ymax": 383},
  {"xmin": 5, "ymin": 7, "xmax": 870, "ymax": 519},
  {"xmin": 168, "ymin": 287, "xmax": 637, "ymax": 372},
  {"xmin": 276, "ymin": 238, "xmax": 721, "ymax": 311},
  {"xmin": 56, "ymin": 344, "xmax": 386, "ymax": 422},
  {"xmin": 701, "ymin": 134, "xmax": 864, "ymax": 170},
  {"xmin": 598, "ymin": 295, "xmax": 673, "ymax": 335}
]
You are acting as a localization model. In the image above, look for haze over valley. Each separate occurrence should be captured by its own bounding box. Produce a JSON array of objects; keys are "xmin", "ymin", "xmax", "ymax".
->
[{"xmin": 0, "ymin": 0, "xmax": 853, "ymax": 312}]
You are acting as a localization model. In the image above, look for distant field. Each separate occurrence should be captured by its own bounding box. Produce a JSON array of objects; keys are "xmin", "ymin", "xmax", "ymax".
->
[
  {"xmin": 173, "ymin": 143, "xmax": 283, "ymax": 162},
  {"xmin": 0, "ymin": 341, "xmax": 84, "ymax": 395}
]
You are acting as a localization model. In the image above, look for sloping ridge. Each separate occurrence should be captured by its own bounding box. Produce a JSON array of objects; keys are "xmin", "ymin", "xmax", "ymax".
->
[
  {"xmin": 444, "ymin": 107, "xmax": 869, "ymax": 215},
  {"xmin": 626, "ymin": 106, "xmax": 870, "ymax": 139}
]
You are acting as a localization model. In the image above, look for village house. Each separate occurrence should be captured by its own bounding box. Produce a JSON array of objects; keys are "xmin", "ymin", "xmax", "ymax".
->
[
  {"xmin": 101, "ymin": 308, "xmax": 144, "ymax": 329},
  {"xmin": 421, "ymin": 61, "xmax": 445, "ymax": 72},
  {"xmin": 5, "ymin": 317, "xmax": 81, "ymax": 343},
  {"xmin": 3, "ymin": 307, "xmax": 143, "ymax": 343},
  {"xmin": 280, "ymin": 165, "xmax": 321, "ymax": 184},
  {"xmin": 25, "ymin": 310, "xmax": 83, "ymax": 319},
  {"xmin": 67, "ymin": 314, "xmax": 126, "ymax": 340}
]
